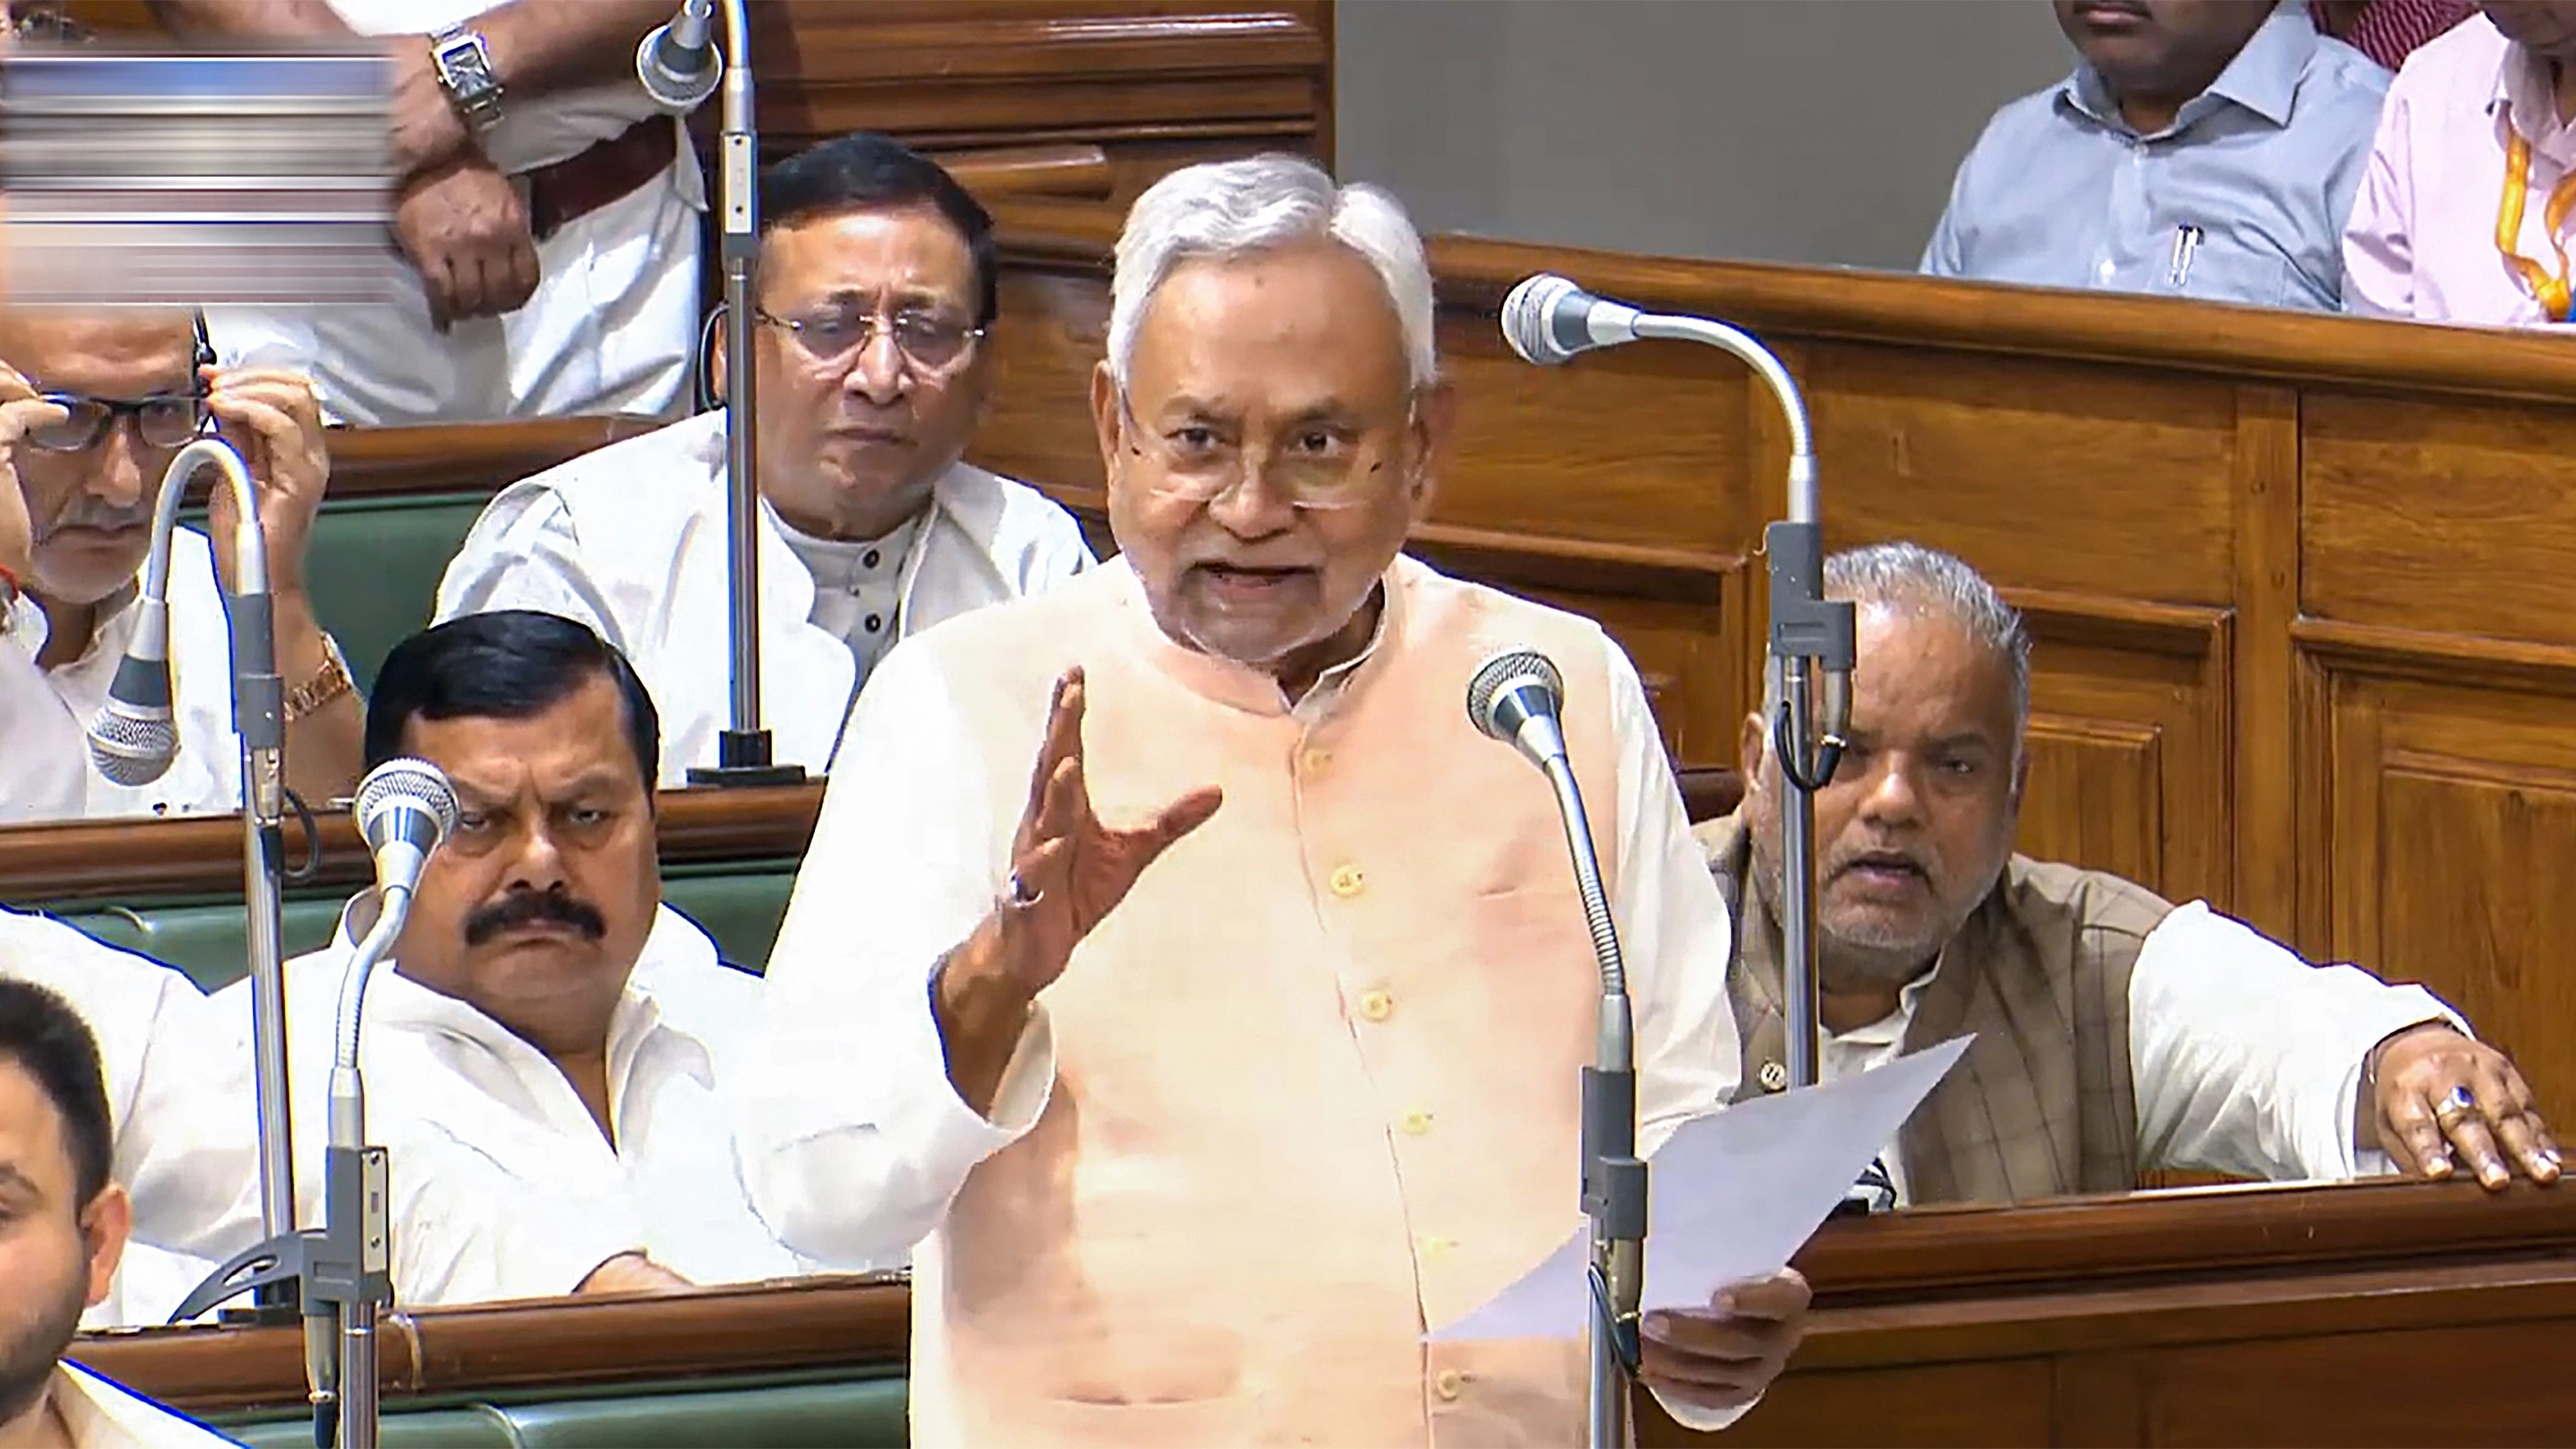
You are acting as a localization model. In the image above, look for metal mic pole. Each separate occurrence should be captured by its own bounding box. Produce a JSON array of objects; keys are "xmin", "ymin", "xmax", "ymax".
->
[
  {"xmin": 1622, "ymin": 315, "xmax": 1853, "ymax": 1090},
  {"xmin": 690, "ymin": 0, "xmax": 801, "ymax": 788},
  {"xmin": 1543, "ymin": 748, "xmax": 1644, "ymax": 1449},
  {"xmin": 321, "ymin": 886, "xmax": 404, "ymax": 1449}
]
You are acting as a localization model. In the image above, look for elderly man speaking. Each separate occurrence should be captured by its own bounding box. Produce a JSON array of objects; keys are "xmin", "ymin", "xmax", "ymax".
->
[{"xmin": 739, "ymin": 156, "xmax": 1806, "ymax": 1445}]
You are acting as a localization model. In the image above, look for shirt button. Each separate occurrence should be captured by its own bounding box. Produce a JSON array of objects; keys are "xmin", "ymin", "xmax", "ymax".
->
[
  {"xmin": 1422, "ymin": 1233, "xmax": 1455, "ymax": 1261},
  {"xmin": 864, "ymin": 613, "xmax": 883, "ymax": 634},
  {"xmin": 863, "ymin": 548, "xmax": 881, "ymax": 569},
  {"xmin": 2096, "ymin": 258, "xmax": 2115, "ymax": 281},
  {"xmin": 1399, "ymin": 1108, "xmax": 1433, "ymax": 1136},
  {"xmin": 1328, "ymin": 864, "xmax": 1365, "ymax": 897},
  {"xmin": 1358, "ymin": 988, "xmax": 1393, "ymax": 1023},
  {"xmin": 1302, "ymin": 747, "xmax": 1331, "ymax": 773},
  {"xmin": 1434, "ymin": 1368, "xmax": 1467, "ymax": 1401}
]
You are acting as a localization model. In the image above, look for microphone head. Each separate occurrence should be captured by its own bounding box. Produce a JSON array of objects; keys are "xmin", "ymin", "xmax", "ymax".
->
[
  {"xmin": 353, "ymin": 757, "xmax": 460, "ymax": 861},
  {"xmin": 87, "ymin": 698, "xmax": 178, "ymax": 787},
  {"xmin": 1501, "ymin": 273, "xmax": 1588, "ymax": 366},
  {"xmin": 1466, "ymin": 647, "xmax": 1567, "ymax": 751},
  {"xmin": 636, "ymin": 15, "xmax": 723, "ymax": 112}
]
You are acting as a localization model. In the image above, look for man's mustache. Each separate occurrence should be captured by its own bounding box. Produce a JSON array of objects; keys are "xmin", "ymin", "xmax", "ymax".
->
[
  {"xmin": 40, "ymin": 497, "xmax": 153, "ymax": 536},
  {"xmin": 463, "ymin": 890, "xmax": 606, "ymax": 947}
]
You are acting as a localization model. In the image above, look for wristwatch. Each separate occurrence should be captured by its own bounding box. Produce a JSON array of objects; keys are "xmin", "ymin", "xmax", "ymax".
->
[{"xmin": 428, "ymin": 25, "xmax": 506, "ymax": 133}]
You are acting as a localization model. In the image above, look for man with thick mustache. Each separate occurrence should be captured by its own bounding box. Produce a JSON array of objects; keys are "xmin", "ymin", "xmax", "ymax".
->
[
  {"xmin": 0, "ymin": 312, "xmax": 360, "ymax": 823},
  {"xmin": 1702, "ymin": 542, "xmax": 2561, "ymax": 1206},
  {"xmin": 225, "ymin": 610, "xmax": 805, "ymax": 1301},
  {"xmin": 437, "ymin": 132, "xmax": 1090, "ymax": 784},
  {"xmin": 1924, "ymin": 0, "xmax": 2387, "ymax": 310}
]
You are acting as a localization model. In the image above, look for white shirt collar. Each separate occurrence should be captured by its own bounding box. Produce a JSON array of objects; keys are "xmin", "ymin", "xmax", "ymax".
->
[{"xmin": 51, "ymin": 1363, "xmax": 233, "ymax": 1448}]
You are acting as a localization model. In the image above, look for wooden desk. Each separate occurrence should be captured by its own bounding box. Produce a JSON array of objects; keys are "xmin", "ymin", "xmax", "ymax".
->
[{"xmin": 75, "ymin": 1180, "xmax": 2576, "ymax": 1445}]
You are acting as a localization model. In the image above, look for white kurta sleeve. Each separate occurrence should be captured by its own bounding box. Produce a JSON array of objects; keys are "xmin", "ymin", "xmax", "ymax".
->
[
  {"xmin": 431, "ymin": 486, "xmax": 621, "ymax": 642},
  {"xmin": 735, "ymin": 636, "xmax": 1055, "ymax": 1269},
  {"xmin": 106, "ymin": 978, "xmax": 263, "ymax": 1264},
  {"xmin": 2130, "ymin": 902, "xmax": 2463, "ymax": 1181},
  {"xmin": 1594, "ymin": 638, "xmax": 1758, "ymax": 1436}
]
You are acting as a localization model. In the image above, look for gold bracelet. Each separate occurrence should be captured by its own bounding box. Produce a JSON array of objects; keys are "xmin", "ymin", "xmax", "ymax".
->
[{"xmin": 285, "ymin": 632, "xmax": 356, "ymax": 723}]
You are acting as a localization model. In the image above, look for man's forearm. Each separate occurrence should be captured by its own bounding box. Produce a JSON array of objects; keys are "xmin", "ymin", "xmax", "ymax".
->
[
  {"xmin": 272, "ymin": 590, "xmax": 362, "ymax": 807},
  {"xmin": 477, "ymin": 1, "xmax": 684, "ymax": 98}
]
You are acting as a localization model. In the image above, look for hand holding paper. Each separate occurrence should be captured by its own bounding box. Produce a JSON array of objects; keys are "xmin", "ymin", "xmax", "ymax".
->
[{"xmin": 1431, "ymin": 1035, "xmax": 1971, "ymax": 1342}]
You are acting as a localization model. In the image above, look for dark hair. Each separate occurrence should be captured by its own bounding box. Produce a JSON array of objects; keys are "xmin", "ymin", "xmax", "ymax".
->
[
  {"xmin": 365, "ymin": 612, "xmax": 661, "ymax": 794},
  {"xmin": 7, "ymin": 4, "xmax": 90, "ymax": 42},
  {"xmin": 0, "ymin": 979, "xmax": 116, "ymax": 1209},
  {"xmin": 761, "ymin": 131, "xmax": 998, "ymax": 328}
]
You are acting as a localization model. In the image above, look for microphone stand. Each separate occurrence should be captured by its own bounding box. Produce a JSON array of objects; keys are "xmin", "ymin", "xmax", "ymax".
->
[
  {"xmin": 1624, "ymin": 315, "xmax": 1853, "ymax": 1090},
  {"xmin": 165, "ymin": 436, "xmax": 345, "ymax": 1444},
  {"xmin": 319, "ymin": 888, "xmax": 402, "ymax": 1449},
  {"xmin": 685, "ymin": 0, "xmax": 801, "ymax": 788},
  {"xmin": 1544, "ymin": 751, "xmax": 1645, "ymax": 1449}
]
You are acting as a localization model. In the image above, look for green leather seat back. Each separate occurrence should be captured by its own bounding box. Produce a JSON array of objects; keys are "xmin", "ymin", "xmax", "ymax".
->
[
  {"xmin": 222, "ymin": 1374, "xmax": 907, "ymax": 1449},
  {"xmin": 34, "ymin": 861, "xmax": 800, "ymax": 994}
]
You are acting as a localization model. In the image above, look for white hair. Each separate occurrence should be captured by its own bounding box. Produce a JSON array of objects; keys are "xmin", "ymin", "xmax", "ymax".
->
[
  {"xmin": 1762, "ymin": 540, "xmax": 2032, "ymax": 759},
  {"xmin": 1107, "ymin": 153, "xmax": 1438, "ymax": 393}
]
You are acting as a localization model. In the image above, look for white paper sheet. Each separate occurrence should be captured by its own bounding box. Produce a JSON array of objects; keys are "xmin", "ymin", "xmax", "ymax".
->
[{"xmin": 1428, "ymin": 1035, "xmax": 1972, "ymax": 1342}]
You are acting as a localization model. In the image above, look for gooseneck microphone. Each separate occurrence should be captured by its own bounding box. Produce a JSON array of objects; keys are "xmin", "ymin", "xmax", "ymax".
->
[
  {"xmin": 326, "ymin": 758, "xmax": 458, "ymax": 1449},
  {"xmin": 1466, "ymin": 647, "xmax": 1642, "ymax": 1449},
  {"xmin": 1499, "ymin": 271, "xmax": 1855, "ymax": 1097}
]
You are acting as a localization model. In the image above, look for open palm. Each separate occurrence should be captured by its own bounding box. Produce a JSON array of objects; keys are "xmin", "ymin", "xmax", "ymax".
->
[{"xmin": 1002, "ymin": 666, "xmax": 1222, "ymax": 997}]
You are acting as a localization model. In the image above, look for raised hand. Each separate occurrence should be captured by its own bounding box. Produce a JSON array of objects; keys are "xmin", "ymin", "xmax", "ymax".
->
[
  {"xmin": 932, "ymin": 666, "xmax": 1221, "ymax": 1113},
  {"xmin": 0, "ymin": 363, "xmax": 72, "ymax": 588},
  {"xmin": 201, "ymin": 366, "xmax": 331, "ymax": 597},
  {"xmin": 996, "ymin": 666, "xmax": 1224, "ymax": 997}
]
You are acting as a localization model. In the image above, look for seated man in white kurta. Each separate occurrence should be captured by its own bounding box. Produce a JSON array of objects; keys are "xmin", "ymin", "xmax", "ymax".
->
[
  {"xmin": 435, "ymin": 133, "xmax": 1090, "ymax": 785},
  {"xmin": 0, "ymin": 312, "xmax": 359, "ymax": 823},
  {"xmin": 737, "ymin": 155, "xmax": 1808, "ymax": 1448},
  {"xmin": 0, "ymin": 910, "xmax": 255, "ymax": 1329},
  {"xmin": 224, "ymin": 611, "xmax": 806, "ymax": 1302},
  {"xmin": 0, "ymin": 980, "xmax": 241, "ymax": 1449}
]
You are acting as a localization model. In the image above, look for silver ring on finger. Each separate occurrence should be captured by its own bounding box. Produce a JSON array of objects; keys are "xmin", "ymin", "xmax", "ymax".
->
[
  {"xmin": 1006, "ymin": 871, "xmax": 1044, "ymax": 909},
  {"xmin": 2433, "ymin": 1083, "xmax": 2478, "ymax": 1131}
]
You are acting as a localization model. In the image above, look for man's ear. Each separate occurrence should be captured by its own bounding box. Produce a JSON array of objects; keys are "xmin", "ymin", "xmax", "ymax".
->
[
  {"xmin": 2009, "ymin": 744, "xmax": 2030, "ymax": 813},
  {"xmin": 1409, "ymin": 380, "xmax": 1458, "ymax": 520},
  {"xmin": 707, "ymin": 315, "xmax": 729, "ymax": 397},
  {"xmin": 1089, "ymin": 361, "xmax": 1123, "ymax": 483},
  {"xmin": 1737, "ymin": 709, "xmax": 1769, "ymax": 793},
  {"xmin": 80, "ymin": 1182, "xmax": 132, "ymax": 1310}
]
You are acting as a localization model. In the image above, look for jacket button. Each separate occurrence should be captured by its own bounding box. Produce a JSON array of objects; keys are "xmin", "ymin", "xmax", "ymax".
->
[{"xmin": 1759, "ymin": 1060, "xmax": 1788, "ymax": 1092}]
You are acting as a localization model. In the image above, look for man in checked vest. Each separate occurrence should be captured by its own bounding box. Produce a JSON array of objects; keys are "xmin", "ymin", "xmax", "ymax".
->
[{"xmin": 1702, "ymin": 540, "xmax": 2560, "ymax": 1205}]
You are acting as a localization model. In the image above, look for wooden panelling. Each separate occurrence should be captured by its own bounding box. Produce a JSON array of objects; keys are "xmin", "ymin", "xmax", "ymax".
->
[
  {"xmin": 2306, "ymin": 635, "xmax": 2576, "ymax": 1134},
  {"xmin": 744, "ymin": 2, "xmax": 1328, "ymax": 196},
  {"xmin": 2012, "ymin": 593, "xmax": 2232, "ymax": 907},
  {"xmin": 2302, "ymin": 390, "xmax": 2576, "ymax": 648},
  {"xmin": 1811, "ymin": 342, "xmax": 2239, "ymax": 607}
]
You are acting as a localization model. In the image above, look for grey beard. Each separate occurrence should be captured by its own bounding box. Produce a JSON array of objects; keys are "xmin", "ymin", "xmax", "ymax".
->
[{"xmin": 1748, "ymin": 850, "xmax": 1941, "ymax": 993}]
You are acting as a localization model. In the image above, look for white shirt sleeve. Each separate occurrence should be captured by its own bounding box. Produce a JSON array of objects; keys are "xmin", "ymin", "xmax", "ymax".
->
[
  {"xmin": 1595, "ymin": 638, "xmax": 1755, "ymax": 1436},
  {"xmin": 431, "ymin": 488, "xmax": 620, "ymax": 642},
  {"xmin": 2131, "ymin": 902, "xmax": 2461, "ymax": 1181},
  {"xmin": 105, "ymin": 978, "xmax": 263, "ymax": 1265},
  {"xmin": 735, "ymin": 638, "xmax": 1055, "ymax": 1269}
]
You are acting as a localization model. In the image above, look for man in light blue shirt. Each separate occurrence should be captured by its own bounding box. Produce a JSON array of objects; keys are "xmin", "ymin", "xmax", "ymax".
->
[{"xmin": 1922, "ymin": 1, "xmax": 2389, "ymax": 311}]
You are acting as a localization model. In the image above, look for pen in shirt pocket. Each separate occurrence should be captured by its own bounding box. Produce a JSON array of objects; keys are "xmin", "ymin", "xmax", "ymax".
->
[{"xmin": 2167, "ymin": 223, "xmax": 2204, "ymax": 289}]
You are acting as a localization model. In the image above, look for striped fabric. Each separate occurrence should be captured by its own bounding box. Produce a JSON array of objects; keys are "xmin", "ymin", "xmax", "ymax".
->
[{"xmin": 2331, "ymin": 0, "xmax": 2478, "ymax": 70}]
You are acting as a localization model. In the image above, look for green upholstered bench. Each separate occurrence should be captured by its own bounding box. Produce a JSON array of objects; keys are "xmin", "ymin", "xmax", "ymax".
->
[
  {"xmin": 217, "ymin": 1370, "xmax": 908, "ymax": 1448},
  {"xmin": 187, "ymin": 490, "xmax": 494, "ymax": 690},
  {"xmin": 33, "ymin": 859, "xmax": 802, "ymax": 993}
]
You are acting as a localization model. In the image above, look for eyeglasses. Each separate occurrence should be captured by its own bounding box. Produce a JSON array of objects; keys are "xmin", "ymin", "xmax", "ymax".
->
[
  {"xmin": 23, "ymin": 391, "xmax": 208, "ymax": 453},
  {"xmin": 1118, "ymin": 394, "xmax": 1415, "ymax": 512},
  {"xmin": 754, "ymin": 304, "xmax": 985, "ymax": 375}
]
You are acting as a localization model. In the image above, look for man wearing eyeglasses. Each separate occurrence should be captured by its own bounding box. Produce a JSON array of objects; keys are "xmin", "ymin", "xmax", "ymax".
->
[
  {"xmin": 737, "ymin": 155, "xmax": 1808, "ymax": 1447},
  {"xmin": 0, "ymin": 312, "xmax": 361, "ymax": 823},
  {"xmin": 435, "ymin": 132, "xmax": 1091, "ymax": 785}
]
